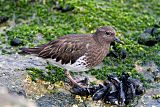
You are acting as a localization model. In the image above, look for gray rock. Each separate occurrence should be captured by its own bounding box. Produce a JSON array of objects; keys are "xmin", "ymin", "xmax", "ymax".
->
[
  {"xmin": 0, "ymin": 54, "xmax": 160, "ymax": 107},
  {"xmin": 0, "ymin": 87, "xmax": 37, "ymax": 107}
]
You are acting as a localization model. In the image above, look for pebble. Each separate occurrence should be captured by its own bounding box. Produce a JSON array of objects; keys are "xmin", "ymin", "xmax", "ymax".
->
[{"xmin": 10, "ymin": 38, "xmax": 22, "ymax": 46}]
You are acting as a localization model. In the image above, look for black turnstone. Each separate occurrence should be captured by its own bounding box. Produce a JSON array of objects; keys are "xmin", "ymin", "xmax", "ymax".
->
[{"xmin": 21, "ymin": 26, "xmax": 124, "ymax": 87}]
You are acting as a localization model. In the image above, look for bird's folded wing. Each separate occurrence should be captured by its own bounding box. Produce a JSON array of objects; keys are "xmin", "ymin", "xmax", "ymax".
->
[{"xmin": 38, "ymin": 39, "xmax": 87, "ymax": 64}]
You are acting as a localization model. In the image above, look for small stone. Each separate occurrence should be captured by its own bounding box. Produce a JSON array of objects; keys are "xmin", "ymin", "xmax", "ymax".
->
[
  {"xmin": 120, "ymin": 49, "xmax": 127, "ymax": 59},
  {"xmin": 138, "ymin": 33, "xmax": 157, "ymax": 46},
  {"xmin": 0, "ymin": 16, "xmax": 9, "ymax": 24},
  {"xmin": 53, "ymin": 4, "xmax": 63, "ymax": 11},
  {"xmin": 144, "ymin": 28, "xmax": 153, "ymax": 35},
  {"xmin": 61, "ymin": 4, "xmax": 74, "ymax": 12},
  {"xmin": 10, "ymin": 38, "xmax": 22, "ymax": 46}
]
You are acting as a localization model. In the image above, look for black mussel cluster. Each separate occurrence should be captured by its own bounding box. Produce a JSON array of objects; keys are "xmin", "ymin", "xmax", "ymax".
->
[
  {"xmin": 138, "ymin": 22, "xmax": 160, "ymax": 46},
  {"xmin": 107, "ymin": 42, "xmax": 127, "ymax": 59},
  {"xmin": 71, "ymin": 73, "xmax": 145, "ymax": 105}
]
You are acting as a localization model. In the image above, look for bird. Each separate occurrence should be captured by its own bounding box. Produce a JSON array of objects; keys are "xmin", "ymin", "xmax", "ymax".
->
[{"xmin": 21, "ymin": 26, "xmax": 124, "ymax": 88}]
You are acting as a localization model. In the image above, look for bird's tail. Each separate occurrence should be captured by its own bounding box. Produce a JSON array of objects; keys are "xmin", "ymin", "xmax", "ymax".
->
[{"xmin": 19, "ymin": 47, "xmax": 41, "ymax": 54}]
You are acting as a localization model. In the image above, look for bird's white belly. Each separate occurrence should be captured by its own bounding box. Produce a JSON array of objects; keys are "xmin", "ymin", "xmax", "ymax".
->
[{"xmin": 48, "ymin": 55, "xmax": 89, "ymax": 72}]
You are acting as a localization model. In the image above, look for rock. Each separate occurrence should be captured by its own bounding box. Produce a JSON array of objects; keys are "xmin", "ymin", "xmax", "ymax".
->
[
  {"xmin": 61, "ymin": 4, "xmax": 74, "ymax": 12},
  {"xmin": 0, "ymin": 54, "xmax": 159, "ymax": 107},
  {"xmin": 36, "ymin": 92, "xmax": 77, "ymax": 107},
  {"xmin": 138, "ymin": 23, "xmax": 160, "ymax": 46},
  {"xmin": 144, "ymin": 27, "xmax": 159, "ymax": 36},
  {"xmin": 107, "ymin": 49, "xmax": 127, "ymax": 59},
  {"xmin": 152, "ymin": 27, "xmax": 159, "ymax": 36},
  {"xmin": 138, "ymin": 33, "xmax": 157, "ymax": 46},
  {"xmin": 144, "ymin": 28, "xmax": 153, "ymax": 35},
  {"xmin": 134, "ymin": 87, "xmax": 160, "ymax": 107},
  {"xmin": 0, "ymin": 87, "xmax": 37, "ymax": 107},
  {"xmin": 53, "ymin": 4, "xmax": 74, "ymax": 12},
  {"xmin": 135, "ymin": 61, "xmax": 160, "ymax": 83},
  {"xmin": 10, "ymin": 38, "xmax": 22, "ymax": 46},
  {"xmin": 0, "ymin": 54, "xmax": 82, "ymax": 107},
  {"xmin": 120, "ymin": 49, "xmax": 127, "ymax": 59},
  {"xmin": 0, "ymin": 16, "xmax": 9, "ymax": 24}
]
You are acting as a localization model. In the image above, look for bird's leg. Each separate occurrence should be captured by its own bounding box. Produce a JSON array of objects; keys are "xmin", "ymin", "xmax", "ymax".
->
[{"xmin": 64, "ymin": 69, "xmax": 87, "ymax": 88}]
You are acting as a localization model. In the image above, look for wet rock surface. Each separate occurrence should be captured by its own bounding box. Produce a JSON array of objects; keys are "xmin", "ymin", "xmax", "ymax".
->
[
  {"xmin": 138, "ymin": 23, "xmax": 160, "ymax": 46},
  {"xmin": 0, "ymin": 16, "xmax": 9, "ymax": 24},
  {"xmin": 36, "ymin": 92, "xmax": 77, "ymax": 107},
  {"xmin": 0, "ymin": 54, "xmax": 160, "ymax": 107},
  {"xmin": 10, "ymin": 38, "xmax": 23, "ymax": 46},
  {"xmin": 0, "ymin": 87, "xmax": 36, "ymax": 107}
]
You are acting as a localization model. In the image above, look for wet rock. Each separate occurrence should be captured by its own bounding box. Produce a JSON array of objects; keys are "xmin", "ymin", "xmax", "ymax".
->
[
  {"xmin": 61, "ymin": 4, "xmax": 75, "ymax": 12},
  {"xmin": 36, "ymin": 92, "xmax": 77, "ymax": 107},
  {"xmin": 120, "ymin": 49, "xmax": 127, "ymax": 59},
  {"xmin": 0, "ymin": 16, "xmax": 9, "ymax": 24},
  {"xmin": 135, "ymin": 61, "xmax": 160, "ymax": 83},
  {"xmin": 0, "ymin": 87, "xmax": 37, "ymax": 107},
  {"xmin": 135, "ymin": 87, "xmax": 160, "ymax": 107},
  {"xmin": 0, "ymin": 54, "xmax": 82, "ymax": 107},
  {"xmin": 138, "ymin": 23, "xmax": 160, "ymax": 46},
  {"xmin": 154, "ymin": 68, "xmax": 160, "ymax": 82},
  {"xmin": 10, "ymin": 38, "xmax": 23, "ymax": 46},
  {"xmin": 138, "ymin": 33, "xmax": 157, "ymax": 46},
  {"xmin": 107, "ymin": 49, "xmax": 127, "ymax": 59},
  {"xmin": 9, "ymin": 89, "xmax": 26, "ymax": 97},
  {"xmin": 53, "ymin": 4, "xmax": 74, "ymax": 12},
  {"xmin": 144, "ymin": 28, "xmax": 153, "ymax": 35},
  {"xmin": 144, "ymin": 27, "xmax": 159, "ymax": 36},
  {"xmin": 0, "ymin": 54, "xmax": 159, "ymax": 107}
]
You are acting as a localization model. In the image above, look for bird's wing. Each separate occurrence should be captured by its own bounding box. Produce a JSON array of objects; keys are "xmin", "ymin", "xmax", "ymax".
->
[{"xmin": 38, "ymin": 38, "xmax": 87, "ymax": 64}]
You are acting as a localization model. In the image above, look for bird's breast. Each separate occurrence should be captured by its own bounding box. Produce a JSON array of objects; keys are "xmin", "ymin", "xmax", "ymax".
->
[{"xmin": 48, "ymin": 55, "xmax": 89, "ymax": 72}]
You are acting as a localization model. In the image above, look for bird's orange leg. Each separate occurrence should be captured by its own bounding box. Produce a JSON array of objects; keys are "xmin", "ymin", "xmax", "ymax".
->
[{"xmin": 64, "ymin": 69, "xmax": 87, "ymax": 88}]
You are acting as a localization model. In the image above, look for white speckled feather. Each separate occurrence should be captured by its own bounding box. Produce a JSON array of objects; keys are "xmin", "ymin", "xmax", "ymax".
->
[{"xmin": 48, "ymin": 55, "xmax": 89, "ymax": 72}]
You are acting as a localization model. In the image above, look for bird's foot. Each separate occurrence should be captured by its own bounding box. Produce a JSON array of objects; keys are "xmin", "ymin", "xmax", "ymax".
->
[
  {"xmin": 74, "ymin": 77, "xmax": 88, "ymax": 87},
  {"xmin": 64, "ymin": 70, "xmax": 88, "ymax": 88}
]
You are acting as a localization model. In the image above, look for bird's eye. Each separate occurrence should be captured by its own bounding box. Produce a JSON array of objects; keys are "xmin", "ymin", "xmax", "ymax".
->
[{"xmin": 105, "ymin": 32, "xmax": 110, "ymax": 36}]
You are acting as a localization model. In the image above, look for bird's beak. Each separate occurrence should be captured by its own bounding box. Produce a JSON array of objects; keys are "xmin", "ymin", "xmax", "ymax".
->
[{"xmin": 114, "ymin": 36, "xmax": 124, "ymax": 44}]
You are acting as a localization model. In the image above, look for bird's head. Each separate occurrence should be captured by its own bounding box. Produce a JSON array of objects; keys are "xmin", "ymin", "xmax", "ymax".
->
[{"xmin": 95, "ymin": 26, "xmax": 124, "ymax": 45}]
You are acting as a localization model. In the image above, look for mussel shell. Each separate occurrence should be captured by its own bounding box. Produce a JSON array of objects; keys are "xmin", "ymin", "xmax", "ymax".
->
[
  {"xmin": 71, "ymin": 87, "xmax": 90, "ymax": 96},
  {"xmin": 71, "ymin": 84, "xmax": 103, "ymax": 96},
  {"xmin": 107, "ymin": 74, "xmax": 125, "ymax": 104},
  {"xmin": 92, "ymin": 84, "xmax": 111, "ymax": 101},
  {"xmin": 104, "ymin": 92, "xmax": 119, "ymax": 105},
  {"xmin": 127, "ymin": 78, "xmax": 145, "ymax": 95},
  {"xmin": 124, "ymin": 83, "xmax": 136, "ymax": 105}
]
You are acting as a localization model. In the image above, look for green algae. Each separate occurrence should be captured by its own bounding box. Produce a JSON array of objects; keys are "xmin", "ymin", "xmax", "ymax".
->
[
  {"xmin": 26, "ymin": 64, "xmax": 65, "ymax": 83},
  {"xmin": 0, "ymin": 0, "xmax": 160, "ymax": 84}
]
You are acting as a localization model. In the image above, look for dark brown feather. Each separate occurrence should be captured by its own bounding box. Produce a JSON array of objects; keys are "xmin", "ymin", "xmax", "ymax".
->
[
  {"xmin": 21, "ymin": 34, "xmax": 94, "ymax": 65},
  {"xmin": 20, "ymin": 26, "xmax": 119, "ymax": 69}
]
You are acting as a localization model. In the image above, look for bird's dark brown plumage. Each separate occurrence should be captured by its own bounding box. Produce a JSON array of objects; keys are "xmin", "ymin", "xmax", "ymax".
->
[{"xmin": 21, "ymin": 26, "xmax": 123, "ymax": 70}]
